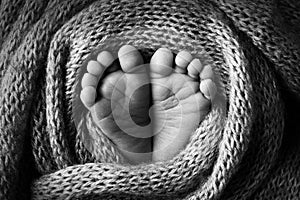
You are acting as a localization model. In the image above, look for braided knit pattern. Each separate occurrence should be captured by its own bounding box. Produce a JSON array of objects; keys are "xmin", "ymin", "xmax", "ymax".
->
[{"xmin": 0, "ymin": 0, "xmax": 299, "ymax": 199}]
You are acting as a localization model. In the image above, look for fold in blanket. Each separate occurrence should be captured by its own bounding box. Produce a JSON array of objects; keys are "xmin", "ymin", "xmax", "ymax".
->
[{"xmin": 0, "ymin": 0, "xmax": 299, "ymax": 199}]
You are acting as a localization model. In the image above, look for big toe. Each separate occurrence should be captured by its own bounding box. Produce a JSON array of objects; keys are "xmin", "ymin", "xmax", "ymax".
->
[
  {"xmin": 118, "ymin": 45, "xmax": 144, "ymax": 73},
  {"xmin": 150, "ymin": 48, "xmax": 174, "ymax": 78}
]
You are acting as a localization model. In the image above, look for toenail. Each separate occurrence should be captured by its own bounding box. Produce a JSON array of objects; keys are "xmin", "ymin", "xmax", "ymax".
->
[{"xmin": 118, "ymin": 45, "xmax": 138, "ymax": 59}]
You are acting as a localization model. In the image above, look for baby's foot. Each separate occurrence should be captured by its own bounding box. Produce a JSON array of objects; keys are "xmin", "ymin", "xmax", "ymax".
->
[
  {"xmin": 150, "ymin": 48, "xmax": 217, "ymax": 162},
  {"xmin": 80, "ymin": 45, "xmax": 152, "ymax": 164}
]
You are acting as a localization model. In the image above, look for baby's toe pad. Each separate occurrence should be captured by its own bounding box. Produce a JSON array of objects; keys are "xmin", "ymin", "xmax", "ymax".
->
[{"xmin": 200, "ymin": 79, "xmax": 217, "ymax": 100}]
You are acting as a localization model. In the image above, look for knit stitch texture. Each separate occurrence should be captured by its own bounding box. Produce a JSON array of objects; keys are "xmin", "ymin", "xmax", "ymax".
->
[{"xmin": 0, "ymin": 0, "xmax": 300, "ymax": 199}]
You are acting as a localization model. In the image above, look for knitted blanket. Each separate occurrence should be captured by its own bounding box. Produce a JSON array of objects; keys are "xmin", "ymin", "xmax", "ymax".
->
[{"xmin": 1, "ymin": 0, "xmax": 300, "ymax": 199}]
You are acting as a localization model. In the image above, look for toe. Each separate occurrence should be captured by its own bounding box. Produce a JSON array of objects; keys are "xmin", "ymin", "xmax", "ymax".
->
[
  {"xmin": 200, "ymin": 64, "xmax": 214, "ymax": 80},
  {"xmin": 175, "ymin": 50, "xmax": 193, "ymax": 73},
  {"xmin": 150, "ymin": 48, "xmax": 174, "ymax": 78},
  {"xmin": 97, "ymin": 51, "xmax": 115, "ymax": 68},
  {"xmin": 87, "ymin": 60, "xmax": 105, "ymax": 76},
  {"xmin": 187, "ymin": 58, "xmax": 203, "ymax": 79},
  {"xmin": 118, "ymin": 45, "xmax": 144, "ymax": 73},
  {"xmin": 81, "ymin": 73, "xmax": 98, "ymax": 88},
  {"xmin": 80, "ymin": 86, "xmax": 97, "ymax": 108},
  {"xmin": 200, "ymin": 79, "xmax": 217, "ymax": 100}
]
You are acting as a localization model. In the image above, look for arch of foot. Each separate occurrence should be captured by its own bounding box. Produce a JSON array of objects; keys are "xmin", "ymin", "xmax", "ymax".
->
[{"xmin": 31, "ymin": 0, "xmax": 284, "ymax": 200}]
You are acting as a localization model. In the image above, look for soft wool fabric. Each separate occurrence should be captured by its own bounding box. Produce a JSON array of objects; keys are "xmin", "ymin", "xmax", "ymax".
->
[{"xmin": 0, "ymin": 0, "xmax": 300, "ymax": 199}]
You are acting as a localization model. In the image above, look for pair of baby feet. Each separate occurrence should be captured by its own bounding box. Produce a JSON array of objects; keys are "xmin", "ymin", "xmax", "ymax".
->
[{"xmin": 79, "ymin": 45, "xmax": 217, "ymax": 164}]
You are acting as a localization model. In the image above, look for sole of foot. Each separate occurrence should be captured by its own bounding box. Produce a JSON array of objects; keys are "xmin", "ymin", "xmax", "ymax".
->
[
  {"xmin": 80, "ymin": 45, "xmax": 153, "ymax": 164},
  {"xmin": 150, "ymin": 48, "xmax": 216, "ymax": 162}
]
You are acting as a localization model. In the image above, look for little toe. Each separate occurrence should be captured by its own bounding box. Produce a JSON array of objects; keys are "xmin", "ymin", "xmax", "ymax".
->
[
  {"xmin": 200, "ymin": 79, "xmax": 217, "ymax": 100},
  {"xmin": 175, "ymin": 50, "xmax": 193, "ymax": 73},
  {"xmin": 187, "ymin": 58, "xmax": 203, "ymax": 79},
  {"xmin": 118, "ymin": 45, "xmax": 144, "ymax": 73},
  {"xmin": 150, "ymin": 48, "xmax": 174, "ymax": 78},
  {"xmin": 80, "ymin": 86, "xmax": 97, "ymax": 108}
]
